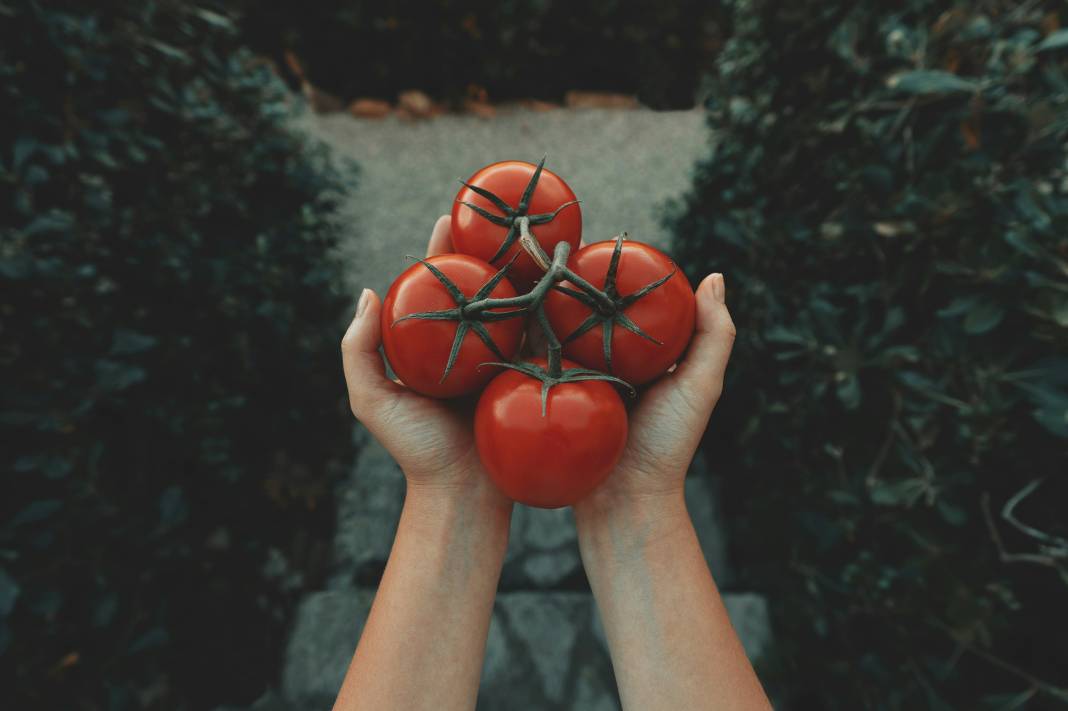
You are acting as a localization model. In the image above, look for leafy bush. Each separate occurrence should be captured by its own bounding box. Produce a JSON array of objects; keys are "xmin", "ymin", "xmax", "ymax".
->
[
  {"xmin": 668, "ymin": 1, "xmax": 1068, "ymax": 707},
  {"xmin": 1, "ymin": 1, "xmax": 353, "ymax": 707},
  {"xmin": 233, "ymin": 0, "xmax": 727, "ymax": 109}
]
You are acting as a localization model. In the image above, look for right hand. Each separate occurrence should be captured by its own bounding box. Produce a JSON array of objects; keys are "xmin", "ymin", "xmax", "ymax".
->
[{"xmin": 574, "ymin": 273, "xmax": 736, "ymax": 515}]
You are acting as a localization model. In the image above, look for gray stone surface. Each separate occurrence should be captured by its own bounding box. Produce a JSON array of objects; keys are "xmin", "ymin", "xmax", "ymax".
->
[
  {"xmin": 570, "ymin": 664, "xmax": 622, "ymax": 711},
  {"xmin": 512, "ymin": 505, "xmax": 578, "ymax": 552},
  {"xmin": 214, "ymin": 690, "xmax": 297, "ymax": 711},
  {"xmin": 685, "ymin": 451, "xmax": 733, "ymax": 586},
  {"xmin": 282, "ymin": 588, "xmax": 375, "ymax": 705},
  {"xmin": 298, "ymin": 107, "xmax": 708, "ymax": 298},
  {"xmin": 496, "ymin": 451, "xmax": 731, "ymax": 589},
  {"xmin": 329, "ymin": 438, "xmax": 730, "ymax": 591},
  {"xmin": 279, "ymin": 588, "xmax": 615, "ymax": 710},
  {"xmin": 480, "ymin": 591, "xmax": 617, "ymax": 710},
  {"xmin": 723, "ymin": 592, "xmax": 773, "ymax": 663},
  {"xmin": 280, "ymin": 588, "xmax": 769, "ymax": 709},
  {"xmin": 331, "ymin": 426, "xmax": 405, "ymax": 585},
  {"xmin": 519, "ymin": 548, "xmax": 582, "ymax": 588},
  {"xmin": 501, "ymin": 505, "xmax": 581, "ymax": 587}
]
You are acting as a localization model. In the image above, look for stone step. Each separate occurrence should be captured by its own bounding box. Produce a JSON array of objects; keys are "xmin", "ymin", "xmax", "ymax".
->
[
  {"xmin": 280, "ymin": 588, "xmax": 770, "ymax": 709},
  {"xmin": 332, "ymin": 426, "xmax": 733, "ymax": 591},
  {"xmin": 329, "ymin": 428, "xmax": 404, "ymax": 588}
]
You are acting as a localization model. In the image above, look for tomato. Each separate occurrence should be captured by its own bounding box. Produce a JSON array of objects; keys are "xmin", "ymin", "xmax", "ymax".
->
[
  {"xmin": 474, "ymin": 358, "xmax": 628, "ymax": 508},
  {"xmin": 543, "ymin": 238, "xmax": 696, "ymax": 386},
  {"xmin": 381, "ymin": 254, "xmax": 524, "ymax": 398},
  {"xmin": 451, "ymin": 159, "xmax": 582, "ymax": 290}
]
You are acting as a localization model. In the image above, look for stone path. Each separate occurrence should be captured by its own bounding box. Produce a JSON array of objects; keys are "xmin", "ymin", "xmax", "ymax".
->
[
  {"xmin": 233, "ymin": 108, "xmax": 771, "ymax": 710},
  {"xmin": 278, "ymin": 430, "xmax": 769, "ymax": 711}
]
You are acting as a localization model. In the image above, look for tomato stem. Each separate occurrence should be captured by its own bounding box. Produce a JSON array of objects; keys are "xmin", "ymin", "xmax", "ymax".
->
[
  {"xmin": 517, "ymin": 216, "xmax": 551, "ymax": 271},
  {"xmin": 558, "ymin": 266, "xmax": 616, "ymax": 312},
  {"xmin": 461, "ymin": 239, "xmax": 615, "ymax": 320},
  {"xmin": 461, "ymin": 240, "xmax": 571, "ymax": 317},
  {"xmin": 535, "ymin": 304, "xmax": 563, "ymax": 378},
  {"xmin": 478, "ymin": 360, "xmax": 637, "ymax": 416},
  {"xmin": 401, "ymin": 230, "xmax": 671, "ymax": 390}
]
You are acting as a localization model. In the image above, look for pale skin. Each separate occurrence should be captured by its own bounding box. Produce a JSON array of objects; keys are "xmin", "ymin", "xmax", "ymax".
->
[{"xmin": 336, "ymin": 215, "xmax": 771, "ymax": 710}]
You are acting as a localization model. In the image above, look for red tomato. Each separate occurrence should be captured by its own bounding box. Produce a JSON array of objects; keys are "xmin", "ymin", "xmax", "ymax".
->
[
  {"xmin": 381, "ymin": 254, "xmax": 524, "ymax": 398},
  {"xmin": 543, "ymin": 239, "xmax": 696, "ymax": 386},
  {"xmin": 451, "ymin": 160, "xmax": 582, "ymax": 290},
  {"xmin": 474, "ymin": 358, "xmax": 628, "ymax": 508}
]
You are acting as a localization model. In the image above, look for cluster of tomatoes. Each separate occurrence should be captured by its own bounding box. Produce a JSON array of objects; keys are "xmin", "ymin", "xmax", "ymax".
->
[{"xmin": 381, "ymin": 159, "xmax": 696, "ymax": 508}]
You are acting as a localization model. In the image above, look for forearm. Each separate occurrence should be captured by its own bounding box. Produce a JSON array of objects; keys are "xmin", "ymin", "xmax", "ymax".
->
[
  {"xmin": 333, "ymin": 479, "xmax": 511, "ymax": 711},
  {"xmin": 574, "ymin": 490, "xmax": 770, "ymax": 711}
]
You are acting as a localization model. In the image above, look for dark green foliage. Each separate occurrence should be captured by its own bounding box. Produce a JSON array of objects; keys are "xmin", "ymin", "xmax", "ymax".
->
[
  {"xmin": 668, "ymin": 1, "xmax": 1068, "ymax": 707},
  {"xmin": 233, "ymin": 0, "xmax": 726, "ymax": 109},
  {"xmin": 1, "ymin": 1, "xmax": 353, "ymax": 707}
]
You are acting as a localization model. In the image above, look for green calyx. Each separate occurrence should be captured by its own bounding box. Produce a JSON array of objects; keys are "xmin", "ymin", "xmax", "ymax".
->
[
  {"xmin": 480, "ymin": 360, "xmax": 636, "ymax": 417},
  {"xmin": 554, "ymin": 233, "xmax": 673, "ymax": 373},
  {"xmin": 393, "ymin": 255, "xmax": 523, "ymax": 383},
  {"xmin": 458, "ymin": 155, "xmax": 580, "ymax": 264}
]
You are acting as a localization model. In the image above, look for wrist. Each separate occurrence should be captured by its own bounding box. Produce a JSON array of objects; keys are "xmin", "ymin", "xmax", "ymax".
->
[
  {"xmin": 404, "ymin": 475, "xmax": 513, "ymax": 529},
  {"xmin": 573, "ymin": 486, "xmax": 690, "ymax": 565}
]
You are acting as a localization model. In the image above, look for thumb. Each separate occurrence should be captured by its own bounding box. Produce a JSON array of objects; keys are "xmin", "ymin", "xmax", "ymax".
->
[
  {"xmin": 341, "ymin": 289, "xmax": 401, "ymax": 422},
  {"xmin": 671, "ymin": 273, "xmax": 736, "ymax": 412}
]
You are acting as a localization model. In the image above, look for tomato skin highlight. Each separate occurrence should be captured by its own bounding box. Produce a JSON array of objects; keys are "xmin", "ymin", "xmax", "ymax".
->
[
  {"xmin": 474, "ymin": 358, "xmax": 628, "ymax": 508},
  {"xmin": 451, "ymin": 161, "xmax": 582, "ymax": 290},
  {"xmin": 381, "ymin": 255, "xmax": 523, "ymax": 398},
  {"xmin": 544, "ymin": 240, "xmax": 696, "ymax": 386}
]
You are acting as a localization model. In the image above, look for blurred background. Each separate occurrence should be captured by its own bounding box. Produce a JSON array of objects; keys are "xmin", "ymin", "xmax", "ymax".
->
[{"xmin": 3, "ymin": 1, "xmax": 1067, "ymax": 709}]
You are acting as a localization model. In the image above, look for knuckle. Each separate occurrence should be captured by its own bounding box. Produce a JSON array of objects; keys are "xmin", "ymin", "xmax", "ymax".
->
[
  {"xmin": 347, "ymin": 381, "xmax": 375, "ymax": 419},
  {"xmin": 348, "ymin": 383, "xmax": 393, "ymax": 423},
  {"xmin": 347, "ymin": 391, "xmax": 364, "ymax": 419},
  {"xmin": 708, "ymin": 380, "xmax": 725, "ymax": 405},
  {"xmin": 721, "ymin": 314, "xmax": 737, "ymax": 341}
]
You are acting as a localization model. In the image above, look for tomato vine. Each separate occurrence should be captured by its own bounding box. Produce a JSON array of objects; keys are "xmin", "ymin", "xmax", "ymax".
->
[{"xmin": 395, "ymin": 157, "xmax": 678, "ymax": 406}]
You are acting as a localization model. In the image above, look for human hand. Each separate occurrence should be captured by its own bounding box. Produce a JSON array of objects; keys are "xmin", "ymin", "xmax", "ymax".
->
[
  {"xmin": 341, "ymin": 215, "xmax": 510, "ymax": 506},
  {"xmin": 574, "ymin": 272, "xmax": 736, "ymax": 517},
  {"xmin": 336, "ymin": 222, "xmax": 516, "ymax": 711},
  {"xmin": 565, "ymin": 273, "xmax": 770, "ymax": 711}
]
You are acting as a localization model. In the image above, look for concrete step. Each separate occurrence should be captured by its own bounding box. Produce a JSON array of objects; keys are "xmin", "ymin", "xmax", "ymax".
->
[
  {"xmin": 280, "ymin": 588, "xmax": 770, "ymax": 709},
  {"xmin": 332, "ymin": 427, "xmax": 732, "ymax": 591}
]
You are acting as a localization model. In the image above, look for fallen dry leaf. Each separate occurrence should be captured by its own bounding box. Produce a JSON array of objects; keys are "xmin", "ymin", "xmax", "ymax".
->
[
  {"xmin": 349, "ymin": 98, "xmax": 392, "ymax": 119},
  {"xmin": 564, "ymin": 91, "xmax": 639, "ymax": 110},
  {"xmin": 398, "ymin": 89, "xmax": 434, "ymax": 117}
]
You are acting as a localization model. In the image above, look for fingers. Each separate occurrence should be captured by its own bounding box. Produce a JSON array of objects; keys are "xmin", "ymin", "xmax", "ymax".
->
[
  {"xmin": 670, "ymin": 273, "xmax": 736, "ymax": 410},
  {"xmin": 343, "ymin": 213, "xmax": 448, "ymax": 425},
  {"xmin": 341, "ymin": 289, "xmax": 401, "ymax": 421},
  {"xmin": 426, "ymin": 215, "xmax": 453, "ymax": 257}
]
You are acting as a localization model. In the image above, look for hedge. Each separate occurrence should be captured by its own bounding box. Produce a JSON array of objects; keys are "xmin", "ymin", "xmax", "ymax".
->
[
  {"xmin": 233, "ymin": 0, "xmax": 727, "ymax": 109},
  {"xmin": 668, "ymin": 1, "xmax": 1068, "ymax": 707},
  {"xmin": 1, "ymin": 1, "xmax": 353, "ymax": 707}
]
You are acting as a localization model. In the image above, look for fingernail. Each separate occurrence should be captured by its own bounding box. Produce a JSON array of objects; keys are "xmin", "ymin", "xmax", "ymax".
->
[
  {"xmin": 710, "ymin": 274, "xmax": 725, "ymax": 303},
  {"xmin": 356, "ymin": 288, "xmax": 371, "ymax": 317}
]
